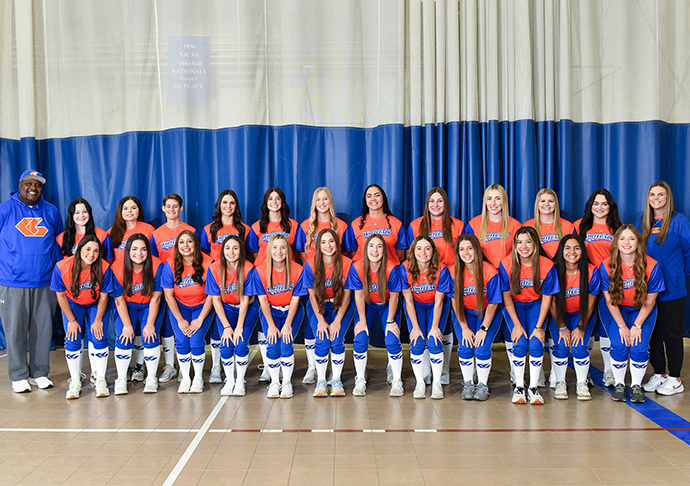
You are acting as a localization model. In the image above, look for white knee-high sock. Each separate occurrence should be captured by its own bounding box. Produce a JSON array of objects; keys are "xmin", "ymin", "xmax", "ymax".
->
[
  {"xmin": 528, "ymin": 356, "xmax": 543, "ymax": 389},
  {"xmin": 552, "ymin": 357, "xmax": 569, "ymax": 383},
  {"xmin": 87, "ymin": 342, "xmax": 97, "ymax": 376},
  {"xmin": 422, "ymin": 348, "xmax": 431, "ymax": 379},
  {"xmin": 281, "ymin": 355, "xmax": 295, "ymax": 384},
  {"xmin": 235, "ymin": 355, "xmax": 248, "ymax": 383},
  {"xmin": 611, "ymin": 358, "xmax": 627, "ymax": 385},
  {"xmin": 458, "ymin": 357, "xmax": 474, "ymax": 383},
  {"xmin": 411, "ymin": 353, "xmax": 424, "ymax": 384},
  {"xmin": 222, "ymin": 356, "xmax": 235, "ymax": 387},
  {"xmin": 266, "ymin": 356, "xmax": 280, "ymax": 384},
  {"xmin": 144, "ymin": 346, "xmax": 160, "ymax": 378},
  {"xmin": 115, "ymin": 348, "xmax": 132, "ymax": 381},
  {"xmin": 331, "ymin": 352, "xmax": 345, "ymax": 382},
  {"xmin": 92, "ymin": 347, "xmax": 109, "ymax": 380},
  {"xmin": 177, "ymin": 352, "xmax": 191, "ymax": 380},
  {"xmin": 304, "ymin": 338, "xmax": 316, "ymax": 368},
  {"xmin": 315, "ymin": 354, "xmax": 328, "ymax": 382},
  {"xmin": 630, "ymin": 360, "xmax": 648, "ymax": 387},
  {"xmin": 66, "ymin": 347, "xmax": 83, "ymax": 382},
  {"xmin": 430, "ymin": 352, "xmax": 444, "ymax": 385},
  {"xmin": 353, "ymin": 350, "xmax": 367, "ymax": 380},
  {"xmin": 476, "ymin": 358, "xmax": 492, "ymax": 385},
  {"xmin": 600, "ymin": 337, "xmax": 612, "ymax": 372},
  {"xmin": 161, "ymin": 336, "xmax": 176, "ymax": 366},
  {"xmin": 513, "ymin": 355, "xmax": 526, "ymax": 388},
  {"xmin": 506, "ymin": 342, "xmax": 515, "ymax": 373},
  {"xmin": 133, "ymin": 336, "xmax": 144, "ymax": 366},
  {"xmin": 210, "ymin": 339, "xmax": 221, "ymax": 369},
  {"xmin": 388, "ymin": 350, "xmax": 403, "ymax": 381},
  {"xmin": 192, "ymin": 354, "xmax": 205, "ymax": 379},
  {"xmin": 574, "ymin": 356, "xmax": 590, "ymax": 383},
  {"xmin": 257, "ymin": 331, "xmax": 268, "ymax": 369},
  {"xmin": 442, "ymin": 332, "xmax": 453, "ymax": 376}
]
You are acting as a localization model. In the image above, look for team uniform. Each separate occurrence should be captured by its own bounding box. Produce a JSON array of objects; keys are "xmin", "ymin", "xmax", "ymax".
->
[
  {"xmin": 110, "ymin": 257, "xmax": 166, "ymax": 390},
  {"xmin": 302, "ymin": 256, "xmax": 355, "ymax": 394},
  {"xmin": 344, "ymin": 215, "xmax": 408, "ymax": 265},
  {"xmin": 522, "ymin": 218, "xmax": 575, "ymax": 259},
  {"xmin": 205, "ymin": 260, "xmax": 262, "ymax": 393},
  {"xmin": 247, "ymin": 219, "xmax": 305, "ymax": 266},
  {"xmin": 298, "ymin": 218, "xmax": 352, "ymax": 261},
  {"xmin": 499, "ymin": 256, "xmax": 560, "ymax": 397},
  {"xmin": 161, "ymin": 253, "xmax": 214, "ymax": 388},
  {"xmin": 50, "ymin": 257, "xmax": 115, "ymax": 390},
  {"xmin": 599, "ymin": 257, "xmax": 665, "ymax": 389},
  {"xmin": 200, "ymin": 221, "xmax": 251, "ymax": 262},
  {"xmin": 56, "ymin": 227, "xmax": 115, "ymax": 262},
  {"xmin": 348, "ymin": 261, "xmax": 404, "ymax": 394},
  {"xmin": 438, "ymin": 262, "xmax": 502, "ymax": 395},
  {"xmin": 547, "ymin": 264, "xmax": 601, "ymax": 390},
  {"xmin": 108, "ymin": 221, "xmax": 155, "ymax": 261},
  {"xmin": 465, "ymin": 216, "xmax": 522, "ymax": 267}
]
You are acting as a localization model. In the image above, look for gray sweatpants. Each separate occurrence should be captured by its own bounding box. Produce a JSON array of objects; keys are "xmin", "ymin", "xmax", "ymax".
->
[{"xmin": 0, "ymin": 285, "xmax": 56, "ymax": 381}]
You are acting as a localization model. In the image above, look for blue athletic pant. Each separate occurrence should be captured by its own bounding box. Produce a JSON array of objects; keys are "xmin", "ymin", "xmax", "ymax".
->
[
  {"xmin": 307, "ymin": 300, "xmax": 355, "ymax": 357},
  {"xmin": 260, "ymin": 304, "xmax": 305, "ymax": 359},
  {"xmin": 599, "ymin": 298, "xmax": 657, "ymax": 363},
  {"xmin": 114, "ymin": 301, "xmax": 164, "ymax": 350},
  {"xmin": 352, "ymin": 300, "xmax": 402, "ymax": 357},
  {"xmin": 404, "ymin": 298, "xmax": 450, "ymax": 356},
  {"xmin": 216, "ymin": 300, "xmax": 260, "ymax": 358},
  {"xmin": 168, "ymin": 301, "xmax": 214, "ymax": 356},
  {"xmin": 501, "ymin": 299, "xmax": 546, "ymax": 359},
  {"xmin": 62, "ymin": 300, "xmax": 109, "ymax": 352},
  {"xmin": 455, "ymin": 308, "xmax": 502, "ymax": 361}
]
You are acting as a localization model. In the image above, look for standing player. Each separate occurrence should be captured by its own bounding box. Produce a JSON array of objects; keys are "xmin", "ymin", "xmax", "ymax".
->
[
  {"xmin": 108, "ymin": 196, "xmax": 155, "ymax": 261},
  {"xmin": 57, "ymin": 198, "xmax": 114, "ymax": 261},
  {"xmin": 401, "ymin": 236, "xmax": 451, "ymax": 399},
  {"xmin": 574, "ymin": 189, "xmax": 623, "ymax": 387},
  {"xmin": 200, "ymin": 190, "xmax": 250, "ymax": 262},
  {"xmin": 297, "ymin": 187, "xmax": 353, "ymax": 384},
  {"xmin": 439, "ymin": 234, "xmax": 502, "ymax": 401},
  {"xmin": 302, "ymin": 229, "xmax": 354, "ymax": 397},
  {"xmin": 206, "ymin": 235, "xmax": 262, "ymax": 396},
  {"xmin": 0, "ymin": 170, "xmax": 63, "ymax": 393},
  {"xmin": 499, "ymin": 227, "xmax": 560, "ymax": 405},
  {"xmin": 549, "ymin": 235, "xmax": 600, "ymax": 400},
  {"xmin": 151, "ymin": 194, "xmax": 197, "ymax": 385},
  {"xmin": 51, "ymin": 236, "xmax": 114, "ymax": 399},
  {"xmin": 637, "ymin": 182, "xmax": 690, "ymax": 396},
  {"xmin": 255, "ymin": 234, "xmax": 307, "ymax": 398},
  {"xmin": 161, "ymin": 231, "xmax": 214, "ymax": 393},
  {"xmin": 599, "ymin": 225, "xmax": 664, "ymax": 403},
  {"xmin": 349, "ymin": 234, "xmax": 404, "ymax": 396},
  {"xmin": 344, "ymin": 184, "xmax": 408, "ymax": 265},
  {"xmin": 111, "ymin": 234, "xmax": 165, "ymax": 394}
]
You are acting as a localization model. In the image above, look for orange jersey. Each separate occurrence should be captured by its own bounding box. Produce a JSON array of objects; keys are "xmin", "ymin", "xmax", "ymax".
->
[
  {"xmin": 299, "ymin": 218, "xmax": 350, "ymax": 261},
  {"xmin": 344, "ymin": 215, "xmax": 408, "ymax": 265},
  {"xmin": 50, "ymin": 257, "xmax": 114, "ymax": 306},
  {"xmin": 151, "ymin": 222, "xmax": 196, "ymax": 261},
  {"xmin": 600, "ymin": 256, "xmax": 665, "ymax": 307},
  {"xmin": 255, "ymin": 263, "xmax": 306, "ymax": 307},
  {"xmin": 302, "ymin": 256, "xmax": 353, "ymax": 300},
  {"xmin": 499, "ymin": 255, "xmax": 560, "ymax": 303},
  {"xmin": 465, "ymin": 216, "xmax": 522, "ymax": 267},
  {"xmin": 108, "ymin": 221, "xmax": 155, "ymax": 261},
  {"xmin": 348, "ymin": 260, "xmax": 402, "ymax": 304},
  {"xmin": 110, "ymin": 256, "xmax": 164, "ymax": 304},
  {"xmin": 400, "ymin": 263, "xmax": 450, "ymax": 304},
  {"xmin": 161, "ymin": 254, "xmax": 213, "ymax": 307},
  {"xmin": 563, "ymin": 264, "xmax": 600, "ymax": 314},
  {"xmin": 407, "ymin": 217, "xmax": 464, "ymax": 267},
  {"xmin": 247, "ymin": 219, "xmax": 304, "ymax": 266},
  {"xmin": 444, "ymin": 262, "xmax": 501, "ymax": 311},
  {"xmin": 573, "ymin": 219, "xmax": 615, "ymax": 268},
  {"xmin": 200, "ymin": 222, "xmax": 251, "ymax": 262},
  {"xmin": 522, "ymin": 218, "xmax": 575, "ymax": 259},
  {"xmin": 205, "ymin": 260, "xmax": 261, "ymax": 305},
  {"xmin": 56, "ymin": 227, "xmax": 111, "ymax": 258}
]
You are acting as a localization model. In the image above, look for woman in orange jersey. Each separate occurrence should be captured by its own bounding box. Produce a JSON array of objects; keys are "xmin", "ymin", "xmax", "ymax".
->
[
  {"xmin": 349, "ymin": 234, "xmax": 404, "ymax": 396},
  {"xmin": 111, "ymin": 234, "xmax": 165, "ymax": 395},
  {"xmin": 297, "ymin": 187, "xmax": 353, "ymax": 384},
  {"xmin": 302, "ymin": 229, "xmax": 354, "ymax": 397},
  {"xmin": 205, "ymin": 235, "xmax": 262, "ymax": 396},
  {"xmin": 108, "ymin": 196, "xmax": 155, "ymax": 261},
  {"xmin": 51, "ymin": 236, "xmax": 115, "ymax": 399},
  {"xmin": 200, "ymin": 190, "xmax": 250, "ymax": 262},
  {"xmin": 57, "ymin": 198, "xmax": 114, "ymax": 261},
  {"xmin": 599, "ymin": 225, "xmax": 664, "ymax": 403},
  {"xmin": 255, "ymin": 234, "xmax": 307, "ymax": 399},
  {"xmin": 343, "ymin": 184, "xmax": 408, "ymax": 264},
  {"xmin": 401, "ymin": 235, "xmax": 451, "ymax": 400},
  {"xmin": 438, "ymin": 234, "xmax": 502, "ymax": 401},
  {"xmin": 574, "ymin": 189, "xmax": 623, "ymax": 388},
  {"xmin": 499, "ymin": 227, "xmax": 560, "ymax": 405},
  {"xmin": 407, "ymin": 187, "xmax": 464, "ymax": 385},
  {"xmin": 523, "ymin": 189, "xmax": 574, "ymax": 259},
  {"xmin": 161, "ymin": 230, "xmax": 214, "ymax": 394}
]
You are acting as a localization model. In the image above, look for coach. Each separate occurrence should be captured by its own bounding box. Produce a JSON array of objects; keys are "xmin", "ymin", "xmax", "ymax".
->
[{"xmin": 0, "ymin": 170, "xmax": 63, "ymax": 392}]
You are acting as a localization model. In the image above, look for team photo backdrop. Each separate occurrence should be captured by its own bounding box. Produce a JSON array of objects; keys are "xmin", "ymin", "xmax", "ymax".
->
[{"xmin": 1, "ymin": 0, "xmax": 690, "ymax": 344}]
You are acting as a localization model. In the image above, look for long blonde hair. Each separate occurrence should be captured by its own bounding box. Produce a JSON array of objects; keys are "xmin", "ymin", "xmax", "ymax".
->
[
  {"xmin": 266, "ymin": 234, "xmax": 291, "ymax": 289},
  {"xmin": 533, "ymin": 188, "xmax": 564, "ymax": 241},
  {"xmin": 642, "ymin": 181, "xmax": 674, "ymax": 245},
  {"xmin": 479, "ymin": 184, "xmax": 510, "ymax": 242},
  {"xmin": 607, "ymin": 225, "xmax": 648, "ymax": 308},
  {"xmin": 306, "ymin": 187, "xmax": 339, "ymax": 250}
]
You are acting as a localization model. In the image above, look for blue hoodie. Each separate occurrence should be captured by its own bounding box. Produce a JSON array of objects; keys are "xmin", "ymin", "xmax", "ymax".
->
[{"xmin": 0, "ymin": 191, "xmax": 63, "ymax": 288}]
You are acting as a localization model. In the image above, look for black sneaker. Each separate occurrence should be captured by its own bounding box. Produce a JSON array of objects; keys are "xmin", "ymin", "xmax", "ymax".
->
[
  {"xmin": 612, "ymin": 383, "xmax": 626, "ymax": 402},
  {"xmin": 630, "ymin": 385, "xmax": 646, "ymax": 403}
]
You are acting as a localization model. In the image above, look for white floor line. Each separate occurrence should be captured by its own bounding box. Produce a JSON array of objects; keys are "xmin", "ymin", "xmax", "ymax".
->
[
  {"xmin": 0, "ymin": 428, "xmax": 200, "ymax": 433},
  {"xmin": 0, "ymin": 353, "xmax": 7, "ymax": 358},
  {"xmin": 162, "ymin": 345, "xmax": 259, "ymax": 486}
]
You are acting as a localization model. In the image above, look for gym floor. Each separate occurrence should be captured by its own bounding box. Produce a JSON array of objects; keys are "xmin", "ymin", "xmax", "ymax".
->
[{"xmin": 1, "ymin": 343, "xmax": 690, "ymax": 485}]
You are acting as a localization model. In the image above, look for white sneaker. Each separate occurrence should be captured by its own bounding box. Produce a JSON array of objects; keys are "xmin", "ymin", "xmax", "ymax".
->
[
  {"xmin": 528, "ymin": 387, "xmax": 544, "ymax": 405},
  {"xmin": 232, "ymin": 381, "xmax": 246, "ymax": 396},
  {"xmin": 430, "ymin": 382, "xmax": 444, "ymax": 400},
  {"xmin": 302, "ymin": 366, "xmax": 317, "ymax": 385},
  {"xmin": 352, "ymin": 376, "xmax": 367, "ymax": 397},
  {"xmin": 512, "ymin": 386, "xmax": 527, "ymax": 404},
  {"xmin": 114, "ymin": 378, "xmax": 128, "ymax": 395},
  {"xmin": 209, "ymin": 366, "xmax": 222, "ymax": 384},
  {"xmin": 424, "ymin": 374, "xmax": 431, "ymax": 386},
  {"xmin": 537, "ymin": 368, "xmax": 546, "ymax": 387},
  {"xmin": 602, "ymin": 369, "xmax": 615, "ymax": 387},
  {"xmin": 280, "ymin": 382, "xmax": 293, "ymax": 399},
  {"xmin": 177, "ymin": 377, "xmax": 191, "ymax": 394},
  {"xmin": 221, "ymin": 379, "xmax": 235, "ymax": 396},
  {"xmin": 190, "ymin": 376, "xmax": 204, "ymax": 393},
  {"xmin": 144, "ymin": 377, "xmax": 158, "ymax": 393},
  {"xmin": 576, "ymin": 381, "xmax": 591, "ymax": 401},
  {"xmin": 643, "ymin": 374, "xmax": 666, "ymax": 393},
  {"xmin": 440, "ymin": 373, "xmax": 450, "ymax": 385},
  {"xmin": 95, "ymin": 377, "xmax": 110, "ymax": 398},
  {"xmin": 413, "ymin": 381, "xmax": 426, "ymax": 399},
  {"xmin": 267, "ymin": 381, "xmax": 281, "ymax": 398},
  {"xmin": 549, "ymin": 368, "xmax": 557, "ymax": 389},
  {"xmin": 29, "ymin": 376, "xmax": 54, "ymax": 389},
  {"xmin": 66, "ymin": 379, "xmax": 82, "ymax": 399},
  {"xmin": 554, "ymin": 381, "xmax": 568, "ymax": 400},
  {"xmin": 11, "ymin": 379, "xmax": 31, "ymax": 393},
  {"xmin": 131, "ymin": 364, "xmax": 145, "ymax": 382},
  {"xmin": 158, "ymin": 364, "xmax": 178, "ymax": 383},
  {"xmin": 389, "ymin": 379, "xmax": 404, "ymax": 397},
  {"xmin": 386, "ymin": 365, "xmax": 393, "ymax": 384},
  {"xmin": 258, "ymin": 366, "xmax": 271, "ymax": 384},
  {"xmin": 90, "ymin": 371, "xmax": 97, "ymax": 385},
  {"xmin": 656, "ymin": 378, "xmax": 684, "ymax": 396}
]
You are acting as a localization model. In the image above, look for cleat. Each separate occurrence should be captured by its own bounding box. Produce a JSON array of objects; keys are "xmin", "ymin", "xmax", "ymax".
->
[
  {"xmin": 330, "ymin": 379, "xmax": 346, "ymax": 397},
  {"xmin": 158, "ymin": 364, "xmax": 178, "ymax": 383},
  {"xmin": 611, "ymin": 383, "xmax": 626, "ymax": 402},
  {"xmin": 95, "ymin": 377, "xmax": 110, "ymax": 398},
  {"xmin": 430, "ymin": 382, "xmax": 444, "ymax": 400},
  {"xmin": 209, "ymin": 366, "xmax": 222, "ymax": 384},
  {"xmin": 602, "ymin": 369, "xmax": 615, "ymax": 388},
  {"xmin": 114, "ymin": 378, "xmax": 128, "ymax": 395},
  {"xmin": 313, "ymin": 380, "xmax": 328, "ymax": 397},
  {"xmin": 576, "ymin": 381, "xmax": 591, "ymax": 401},
  {"xmin": 473, "ymin": 382, "xmax": 490, "ymax": 401},
  {"xmin": 461, "ymin": 381, "xmax": 475, "ymax": 401},
  {"xmin": 630, "ymin": 384, "xmax": 646, "ymax": 403},
  {"xmin": 280, "ymin": 382, "xmax": 293, "ymax": 399},
  {"xmin": 29, "ymin": 377, "xmax": 54, "ymax": 389},
  {"xmin": 143, "ymin": 377, "xmax": 158, "ymax": 393},
  {"xmin": 413, "ymin": 381, "xmax": 426, "ymax": 399},
  {"xmin": 190, "ymin": 376, "xmax": 204, "ymax": 393},
  {"xmin": 512, "ymin": 386, "xmax": 527, "ymax": 404},
  {"xmin": 11, "ymin": 379, "xmax": 31, "ymax": 393},
  {"xmin": 266, "ymin": 381, "xmax": 280, "ymax": 398},
  {"xmin": 177, "ymin": 377, "xmax": 191, "ymax": 394},
  {"xmin": 131, "ymin": 364, "xmax": 145, "ymax": 382},
  {"xmin": 554, "ymin": 381, "xmax": 568, "ymax": 400},
  {"xmin": 352, "ymin": 376, "xmax": 367, "ymax": 397},
  {"xmin": 302, "ymin": 366, "xmax": 317, "ymax": 385},
  {"xmin": 643, "ymin": 374, "xmax": 665, "ymax": 393},
  {"xmin": 65, "ymin": 379, "xmax": 82, "ymax": 399},
  {"xmin": 656, "ymin": 378, "xmax": 684, "ymax": 396},
  {"xmin": 232, "ymin": 381, "xmax": 246, "ymax": 396},
  {"xmin": 389, "ymin": 379, "xmax": 404, "ymax": 397},
  {"xmin": 528, "ymin": 387, "xmax": 544, "ymax": 405}
]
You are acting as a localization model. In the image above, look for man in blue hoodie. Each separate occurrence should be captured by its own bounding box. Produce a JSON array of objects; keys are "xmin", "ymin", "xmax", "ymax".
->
[{"xmin": 0, "ymin": 170, "xmax": 63, "ymax": 393}]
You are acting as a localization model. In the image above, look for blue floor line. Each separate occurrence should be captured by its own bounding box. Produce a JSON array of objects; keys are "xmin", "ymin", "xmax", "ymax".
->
[{"xmin": 589, "ymin": 366, "xmax": 690, "ymax": 444}]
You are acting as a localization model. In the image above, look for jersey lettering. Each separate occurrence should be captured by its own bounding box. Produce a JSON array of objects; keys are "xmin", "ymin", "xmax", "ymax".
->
[
  {"xmin": 540, "ymin": 234, "xmax": 560, "ymax": 244},
  {"xmin": 411, "ymin": 283, "xmax": 436, "ymax": 293},
  {"xmin": 585, "ymin": 233, "xmax": 613, "ymax": 243},
  {"xmin": 464, "ymin": 285, "xmax": 488, "ymax": 296},
  {"xmin": 15, "ymin": 218, "xmax": 48, "ymax": 237},
  {"xmin": 222, "ymin": 282, "xmax": 237, "ymax": 294},
  {"xmin": 160, "ymin": 238, "xmax": 176, "ymax": 251},
  {"xmin": 261, "ymin": 231, "xmax": 289, "ymax": 243},
  {"xmin": 130, "ymin": 282, "xmax": 143, "ymax": 294},
  {"xmin": 177, "ymin": 276, "xmax": 199, "ymax": 288},
  {"xmin": 519, "ymin": 278, "xmax": 544, "ymax": 289},
  {"xmin": 428, "ymin": 230, "xmax": 444, "ymax": 239},
  {"xmin": 215, "ymin": 233, "xmax": 231, "ymax": 245},
  {"xmin": 623, "ymin": 278, "xmax": 635, "ymax": 290},
  {"xmin": 565, "ymin": 287, "xmax": 580, "ymax": 298},
  {"xmin": 362, "ymin": 228, "xmax": 392, "ymax": 238},
  {"xmin": 267, "ymin": 283, "xmax": 295, "ymax": 294},
  {"xmin": 485, "ymin": 231, "xmax": 505, "ymax": 242}
]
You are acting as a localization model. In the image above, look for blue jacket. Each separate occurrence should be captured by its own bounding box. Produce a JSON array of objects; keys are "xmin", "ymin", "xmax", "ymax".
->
[{"xmin": 0, "ymin": 191, "xmax": 63, "ymax": 288}]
